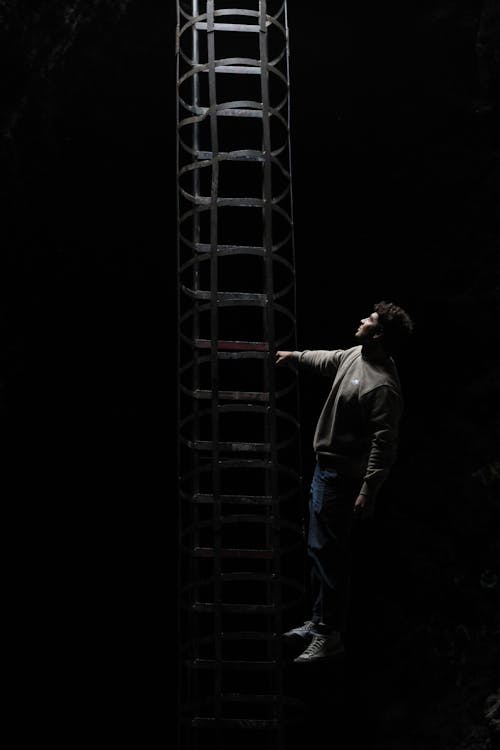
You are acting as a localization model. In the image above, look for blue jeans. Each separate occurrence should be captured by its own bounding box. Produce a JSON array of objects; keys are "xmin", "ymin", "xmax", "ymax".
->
[{"xmin": 308, "ymin": 461, "xmax": 359, "ymax": 634}]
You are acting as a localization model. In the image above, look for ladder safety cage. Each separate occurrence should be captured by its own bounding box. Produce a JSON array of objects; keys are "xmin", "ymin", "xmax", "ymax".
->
[{"xmin": 177, "ymin": 2, "xmax": 304, "ymax": 748}]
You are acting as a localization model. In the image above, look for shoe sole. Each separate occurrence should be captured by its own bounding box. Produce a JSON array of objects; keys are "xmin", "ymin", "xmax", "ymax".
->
[{"xmin": 293, "ymin": 646, "xmax": 345, "ymax": 663}]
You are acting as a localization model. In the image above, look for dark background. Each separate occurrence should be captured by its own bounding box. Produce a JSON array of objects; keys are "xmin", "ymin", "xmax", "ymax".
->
[{"xmin": 1, "ymin": 1, "xmax": 499, "ymax": 747}]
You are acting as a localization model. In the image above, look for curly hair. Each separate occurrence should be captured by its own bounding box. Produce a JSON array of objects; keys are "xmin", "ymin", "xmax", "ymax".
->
[{"xmin": 373, "ymin": 301, "xmax": 414, "ymax": 354}]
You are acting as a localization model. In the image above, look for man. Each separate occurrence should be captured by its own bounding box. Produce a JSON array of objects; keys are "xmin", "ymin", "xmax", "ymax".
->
[{"xmin": 276, "ymin": 301, "xmax": 414, "ymax": 663}]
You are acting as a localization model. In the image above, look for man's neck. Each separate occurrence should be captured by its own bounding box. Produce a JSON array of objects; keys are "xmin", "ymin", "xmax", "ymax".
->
[{"xmin": 361, "ymin": 343, "xmax": 388, "ymax": 362}]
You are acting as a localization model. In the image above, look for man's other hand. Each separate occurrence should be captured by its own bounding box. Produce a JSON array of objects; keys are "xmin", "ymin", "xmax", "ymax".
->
[{"xmin": 354, "ymin": 493, "xmax": 375, "ymax": 520}]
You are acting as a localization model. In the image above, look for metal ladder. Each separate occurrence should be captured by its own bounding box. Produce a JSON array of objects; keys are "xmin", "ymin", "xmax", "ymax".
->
[{"xmin": 177, "ymin": 2, "xmax": 303, "ymax": 747}]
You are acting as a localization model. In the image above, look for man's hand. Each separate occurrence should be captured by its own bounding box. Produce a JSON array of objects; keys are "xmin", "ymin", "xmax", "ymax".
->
[
  {"xmin": 276, "ymin": 350, "xmax": 294, "ymax": 366},
  {"xmin": 353, "ymin": 493, "xmax": 375, "ymax": 520}
]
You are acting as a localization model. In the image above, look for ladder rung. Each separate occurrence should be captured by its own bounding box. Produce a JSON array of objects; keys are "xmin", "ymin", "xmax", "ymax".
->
[
  {"xmin": 192, "ymin": 602, "xmax": 276, "ymax": 614},
  {"xmin": 195, "ymin": 339, "xmax": 269, "ymax": 351},
  {"xmin": 217, "ymin": 108, "xmax": 263, "ymax": 118},
  {"xmin": 193, "ymin": 494, "xmax": 273, "ymax": 505},
  {"xmin": 193, "ymin": 390, "xmax": 269, "ymax": 402},
  {"xmin": 182, "ymin": 288, "xmax": 267, "ymax": 303},
  {"xmin": 193, "ymin": 547, "xmax": 274, "ymax": 559},
  {"xmin": 219, "ymin": 632, "xmax": 278, "ymax": 641},
  {"xmin": 195, "ymin": 22, "xmax": 265, "ymax": 33},
  {"xmin": 212, "ymin": 65, "xmax": 261, "ymax": 75},
  {"xmin": 192, "ymin": 718, "xmax": 278, "ymax": 729},
  {"xmin": 194, "ymin": 242, "xmax": 265, "ymax": 252},
  {"xmin": 190, "ymin": 658, "xmax": 278, "ymax": 670},
  {"xmin": 190, "ymin": 440, "xmax": 270, "ymax": 453},
  {"xmin": 197, "ymin": 151, "xmax": 264, "ymax": 162}
]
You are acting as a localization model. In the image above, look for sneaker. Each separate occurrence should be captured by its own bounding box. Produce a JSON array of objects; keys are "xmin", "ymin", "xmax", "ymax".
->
[
  {"xmin": 294, "ymin": 633, "xmax": 344, "ymax": 663},
  {"xmin": 283, "ymin": 620, "xmax": 316, "ymax": 640}
]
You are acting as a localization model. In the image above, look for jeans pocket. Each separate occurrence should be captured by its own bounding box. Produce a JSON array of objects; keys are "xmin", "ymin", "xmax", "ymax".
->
[{"xmin": 311, "ymin": 466, "xmax": 338, "ymax": 513}]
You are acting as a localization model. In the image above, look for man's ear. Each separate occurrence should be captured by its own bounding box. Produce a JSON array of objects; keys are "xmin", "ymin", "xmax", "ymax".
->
[{"xmin": 372, "ymin": 329, "xmax": 384, "ymax": 341}]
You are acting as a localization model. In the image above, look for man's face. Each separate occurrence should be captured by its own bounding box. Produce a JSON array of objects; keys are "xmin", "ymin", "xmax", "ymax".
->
[{"xmin": 355, "ymin": 311, "xmax": 382, "ymax": 342}]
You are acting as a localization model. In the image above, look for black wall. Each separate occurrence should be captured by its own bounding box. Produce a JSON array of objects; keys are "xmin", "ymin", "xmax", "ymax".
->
[{"xmin": 1, "ymin": 2, "xmax": 499, "ymax": 747}]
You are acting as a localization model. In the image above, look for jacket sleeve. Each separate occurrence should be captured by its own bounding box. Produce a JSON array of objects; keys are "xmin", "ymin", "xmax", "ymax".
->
[
  {"xmin": 359, "ymin": 385, "xmax": 402, "ymax": 500},
  {"xmin": 291, "ymin": 349, "xmax": 344, "ymax": 377}
]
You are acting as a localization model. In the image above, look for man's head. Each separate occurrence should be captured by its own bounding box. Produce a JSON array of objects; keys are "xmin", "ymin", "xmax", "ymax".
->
[{"xmin": 355, "ymin": 301, "xmax": 414, "ymax": 354}]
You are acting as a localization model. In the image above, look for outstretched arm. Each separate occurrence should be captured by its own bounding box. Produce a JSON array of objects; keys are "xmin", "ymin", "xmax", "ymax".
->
[{"xmin": 275, "ymin": 349, "xmax": 344, "ymax": 376}]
